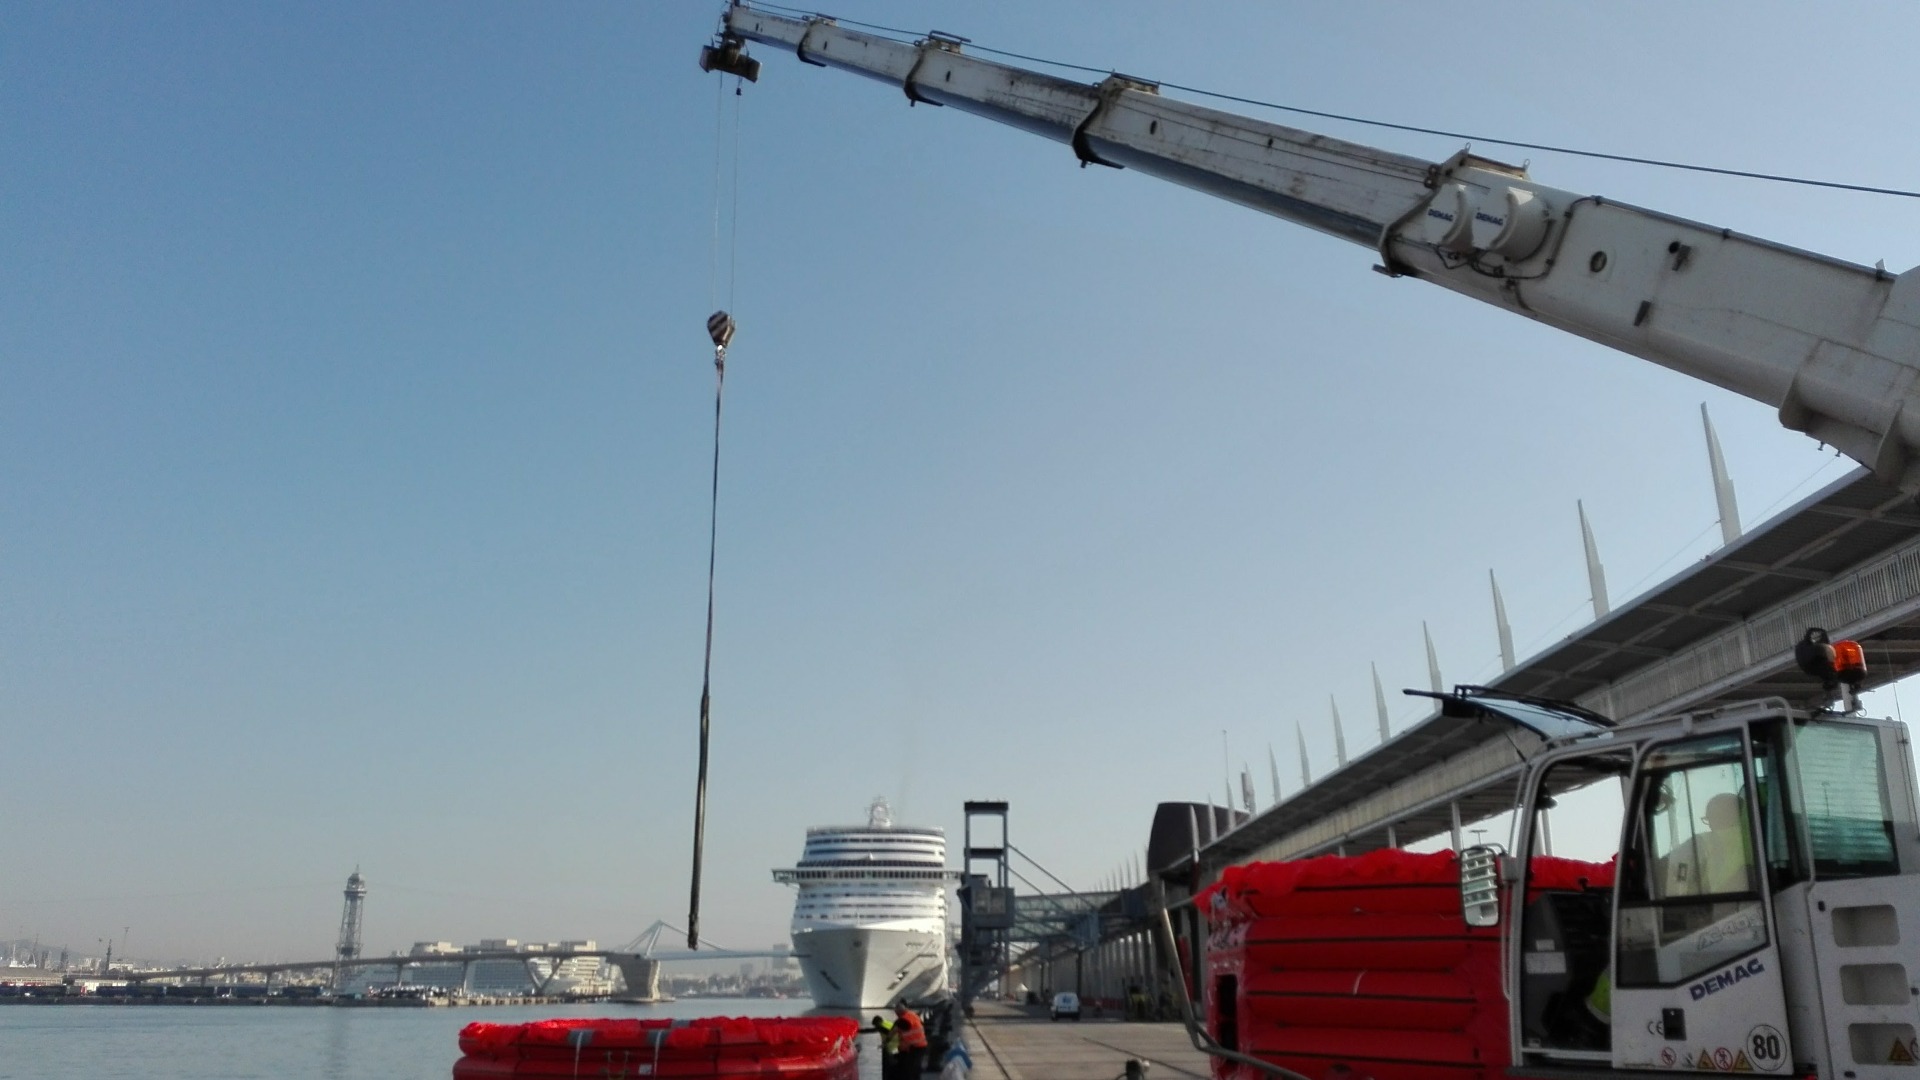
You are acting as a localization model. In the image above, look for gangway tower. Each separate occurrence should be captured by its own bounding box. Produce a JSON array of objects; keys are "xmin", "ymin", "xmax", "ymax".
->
[
  {"xmin": 958, "ymin": 802, "xmax": 1012, "ymax": 1010},
  {"xmin": 332, "ymin": 870, "xmax": 367, "ymax": 992}
]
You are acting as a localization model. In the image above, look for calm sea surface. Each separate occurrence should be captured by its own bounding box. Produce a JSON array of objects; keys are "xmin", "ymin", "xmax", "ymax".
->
[{"xmin": 0, "ymin": 997, "xmax": 888, "ymax": 1080}]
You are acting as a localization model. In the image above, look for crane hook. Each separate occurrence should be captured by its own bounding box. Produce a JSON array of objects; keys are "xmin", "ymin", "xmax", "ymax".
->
[
  {"xmin": 706, "ymin": 310, "xmax": 736, "ymax": 371},
  {"xmin": 707, "ymin": 309, "xmax": 736, "ymax": 351}
]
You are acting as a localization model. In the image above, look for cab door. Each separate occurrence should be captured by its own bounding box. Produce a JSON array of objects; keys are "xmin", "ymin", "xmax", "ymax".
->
[{"xmin": 1611, "ymin": 731, "xmax": 1796, "ymax": 1074}]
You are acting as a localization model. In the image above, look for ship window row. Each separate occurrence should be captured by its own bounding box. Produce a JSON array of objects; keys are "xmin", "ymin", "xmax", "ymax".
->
[
  {"xmin": 794, "ymin": 863, "xmax": 948, "ymax": 870},
  {"xmin": 796, "ymin": 897, "xmax": 944, "ymax": 906},
  {"xmin": 798, "ymin": 907, "xmax": 940, "ymax": 914},
  {"xmin": 779, "ymin": 864, "xmax": 952, "ymax": 876},
  {"xmin": 794, "ymin": 899, "xmax": 936, "ymax": 907},
  {"xmin": 798, "ymin": 854, "xmax": 945, "ymax": 861},
  {"xmin": 794, "ymin": 907, "xmax": 936, "ymax": 914},
  {"xmin": 796, "ymin": 899, "xmax": 943, "ymax": 907},
  {"xmin": 794, "ymin": 895, "xmax": 944, "ymax": 903},
  {"xmin": 802, "ymin": 846, "xmax": 943, "ymax": 853},
  {"xmin": 781, "ymin": 866, "xmax": 953, "ymax": 873}
]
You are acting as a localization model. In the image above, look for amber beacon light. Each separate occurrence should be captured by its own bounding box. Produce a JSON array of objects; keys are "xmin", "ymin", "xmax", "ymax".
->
[{"xmin": 1832, "ymin": 638, "xmax": 1868, "ymax": 686}]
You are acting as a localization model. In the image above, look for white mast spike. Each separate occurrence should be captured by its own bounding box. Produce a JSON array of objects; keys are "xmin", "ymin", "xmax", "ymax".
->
[
  {"xmin": 1221, "ymin": 729, "xmax": 1233, "ymax": 816},
  {"xmin": 1702, "ymin": 403, "xmax": 1743, "ymax": 546},
  {"xmin": 1268, "ymin": 743, "xmax": 1282, "ymax": 806},
  {"xmin": 1372, "ymin": 662, "xmax": 1391, "ymax": 743},
  {"xmin": 1424, "ymin": 621, "xmax": 1444, "ymax": 693},
  {"xmin": 1491, "ymin": 569, "xmax": 1516, "ymax": 672},
  {"xmin": 1579, "ymin": 500, "xmax": 1611, "ymax": 619},
  {"xmin": 1296, "ymin": 722, "xmax": 1311, "ymax": 789},
  {"xmin": 1329, "ymin": 695, "xmax": 1348, "ymax": 767}
]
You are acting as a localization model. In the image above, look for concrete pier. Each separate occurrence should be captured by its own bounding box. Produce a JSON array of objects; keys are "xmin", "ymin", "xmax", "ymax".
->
[{"xmin": 959, "ymin": 1001, "xmax": 1212, "ymax": 1080}]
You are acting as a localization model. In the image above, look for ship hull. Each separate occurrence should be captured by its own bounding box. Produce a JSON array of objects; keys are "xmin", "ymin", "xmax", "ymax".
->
[{"xmin": 791, "ymin": 925, "xmax": 946, "ymax": 1010}]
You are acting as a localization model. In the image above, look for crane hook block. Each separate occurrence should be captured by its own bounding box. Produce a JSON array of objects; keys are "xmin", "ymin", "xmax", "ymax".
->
[
  {"xmin": 707, "ymin": 310, "xmax": 737, "ymax": 352},
  {"xmin": 699, "ymin": 34, "xmax": 761, "ymax": 83}
]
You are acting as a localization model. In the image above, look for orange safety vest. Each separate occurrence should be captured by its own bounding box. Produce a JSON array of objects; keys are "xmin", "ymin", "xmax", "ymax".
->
[{"xmin": 895, "ymin": 1010, "xmax": 927, "ymax": 1050}]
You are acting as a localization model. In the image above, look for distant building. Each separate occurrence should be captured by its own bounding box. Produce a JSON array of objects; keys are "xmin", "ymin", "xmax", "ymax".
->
[
  {"xmin": 404, "ymin": 942, "xmax": 466, "ymax": 991},
  {"xmin": 394, "ymin": 938, "xmax": 613, "ymax": 997}
]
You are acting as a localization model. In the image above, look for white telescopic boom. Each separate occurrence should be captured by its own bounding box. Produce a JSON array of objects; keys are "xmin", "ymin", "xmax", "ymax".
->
[{"xmin": 719, "ymin": 6, "xmax": 1920, "ymax": 488}]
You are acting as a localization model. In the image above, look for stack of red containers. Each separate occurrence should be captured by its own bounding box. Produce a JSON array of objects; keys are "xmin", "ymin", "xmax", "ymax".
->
[
  {"xmin": 1198, "ymin": 849, "xmax": 1611, "ymax": 1080},
  {"xmin": 452, "ymin": 1015, "xmax": 861, "ymax": 1079}
]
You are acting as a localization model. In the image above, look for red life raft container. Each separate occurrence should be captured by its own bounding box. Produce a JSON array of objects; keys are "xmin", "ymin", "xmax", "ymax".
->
[
  {"xmin": 1198, "ymin": 849, "xmax": 1613, "ymax": 1080},
  {"xmin": 452, "ymin": 1015, "xmax": 860, "ymax": 1079}
]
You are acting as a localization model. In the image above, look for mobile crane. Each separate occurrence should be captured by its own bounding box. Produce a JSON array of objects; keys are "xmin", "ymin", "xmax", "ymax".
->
[
  {"xmin": 701, "ymin": 5, "xmax": 1920, "ymax": 493},
  {"xmin": 699, "ymin": 8, "xmax": 1920, "ymax": 1078}
]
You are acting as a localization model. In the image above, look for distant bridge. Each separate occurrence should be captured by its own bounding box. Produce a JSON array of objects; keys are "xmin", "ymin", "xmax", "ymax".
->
[{"xmin": 125, "ymin": 923, "xmax": 785, "ymax": 998}]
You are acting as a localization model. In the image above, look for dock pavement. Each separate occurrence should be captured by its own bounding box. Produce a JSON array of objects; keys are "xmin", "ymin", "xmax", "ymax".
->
[{"xmin": 958, "ymin": 1000, "xmax": 1214, "ymax": 1080}]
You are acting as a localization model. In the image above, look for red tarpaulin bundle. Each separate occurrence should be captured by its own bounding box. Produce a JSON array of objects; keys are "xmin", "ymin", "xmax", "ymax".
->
[
  {"xmin": 1198, "ymin": 849, "xmax": 1613, "ymax": 1080},
  {"xmin": 452, "ymin": 1015, "xmax": 861, "ymax": 1079}
]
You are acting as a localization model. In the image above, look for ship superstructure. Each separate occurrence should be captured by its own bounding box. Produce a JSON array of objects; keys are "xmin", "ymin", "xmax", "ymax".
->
[{"xmin": 773, "ymin": 798, "xmax": 957, "ymax": 1010}]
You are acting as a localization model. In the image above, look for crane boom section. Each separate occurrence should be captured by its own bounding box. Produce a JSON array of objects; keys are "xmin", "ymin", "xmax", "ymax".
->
[
  {"xmin": 723, "ymin": 7, "xmax": 1433, "ymax": 246},
  {"xmin": 720, "ymin": 6, "xmax": 1920, "ymax": 488}
]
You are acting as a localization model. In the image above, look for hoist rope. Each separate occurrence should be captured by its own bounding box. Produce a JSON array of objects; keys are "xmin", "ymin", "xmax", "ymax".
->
[
  {"xmin": 740, "ymin": 1, "xmax": 1920, "ymax": 200},
  {"xmin": 689, "ymin": 75, "xmax": 745, "ymax": 952},
  {"xmin": 709, "ymin": 76, "xmax": 725, "ymax": 310},
  {"xmin": 687, "ymin": 336, "xmax": 725, "ymax": 952},
  {"xmin": 729, "ymin": 83, "xmax": 743, "ymax": 309},
  {"xmin": 1140, "ymin": 82, "xmax": 1920, "ymax": 201}
]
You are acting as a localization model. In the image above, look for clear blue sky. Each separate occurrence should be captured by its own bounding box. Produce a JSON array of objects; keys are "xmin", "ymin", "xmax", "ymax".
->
[{"xmin": 6, "ymin": 1, "xmax": 1920, "ymax": 963}]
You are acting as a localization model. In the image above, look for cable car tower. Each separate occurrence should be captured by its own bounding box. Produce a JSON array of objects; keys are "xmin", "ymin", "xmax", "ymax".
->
[{"xmin": 332, "ymin": 870, "xmax": 367, "ymax": 992}]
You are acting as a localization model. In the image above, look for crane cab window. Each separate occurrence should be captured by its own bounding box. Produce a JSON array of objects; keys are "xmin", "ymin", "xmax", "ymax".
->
[
  {"xmin": 1617, "ymin": 734, "xmax": 1767, "ymax": 988},
  {"xmin": 1789, "ymin": 721, "xmax": 1898, "ymax": 877}
]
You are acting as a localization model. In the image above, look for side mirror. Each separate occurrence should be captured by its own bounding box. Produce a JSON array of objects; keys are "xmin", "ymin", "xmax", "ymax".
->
[{"xmin": 1460, "ymin": 845, "xmax": 1503, "ymax": 928}]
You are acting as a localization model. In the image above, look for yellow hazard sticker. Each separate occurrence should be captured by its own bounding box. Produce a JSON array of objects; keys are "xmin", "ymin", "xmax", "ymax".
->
[
  {"xmin": 1889, "ymin": 1039, "xmax": 1915, "ymax": 1065},
  {"xmin": 1692, "ymin": 1050, "xmax": 1717, "ymax": 1071},
  {"xmin": 1731, "ymin": 1050, "xmax": 1753, "ymax": 1073}
]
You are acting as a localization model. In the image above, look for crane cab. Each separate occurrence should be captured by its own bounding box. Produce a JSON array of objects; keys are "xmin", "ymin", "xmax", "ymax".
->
[{"xmin": 1470, "ymin": 693, "xmax": 1920, "ymax": 1080}]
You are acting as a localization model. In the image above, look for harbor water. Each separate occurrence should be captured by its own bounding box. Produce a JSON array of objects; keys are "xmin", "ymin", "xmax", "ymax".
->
[{"xmin": 0, "ymin": 997, "xmax": 888, "ymax": 1080}]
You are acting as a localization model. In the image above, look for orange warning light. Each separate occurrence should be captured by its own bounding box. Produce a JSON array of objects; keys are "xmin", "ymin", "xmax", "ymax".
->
[{"xmin": 1833, "ymin": 639, "xmax": 1867, "ymax": 686}]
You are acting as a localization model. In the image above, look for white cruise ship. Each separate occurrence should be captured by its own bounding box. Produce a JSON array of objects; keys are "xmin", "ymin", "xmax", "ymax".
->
[{"xmin": 773, "ymin": 798, "xmax": 957, "ymax": 1010}]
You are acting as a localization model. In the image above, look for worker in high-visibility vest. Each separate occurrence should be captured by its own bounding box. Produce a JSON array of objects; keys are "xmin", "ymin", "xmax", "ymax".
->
[
  {"xmin": 871, "ymin": 1014, "xmax": 900, "ymax": 1079},
  {"xmin": 893, "ymin": 1002, "xmax": 929, "ymax": 1076}
]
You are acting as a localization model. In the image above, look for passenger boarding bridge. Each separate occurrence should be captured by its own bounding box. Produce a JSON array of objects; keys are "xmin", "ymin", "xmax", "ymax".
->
[
  {"xmin": 1200, "ymin": 466, "xmax": 1920, "ymax": 874},
  {"xmin": 1038, "ymin": 467, "xmax": 1920, "ymax": 1008}
]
